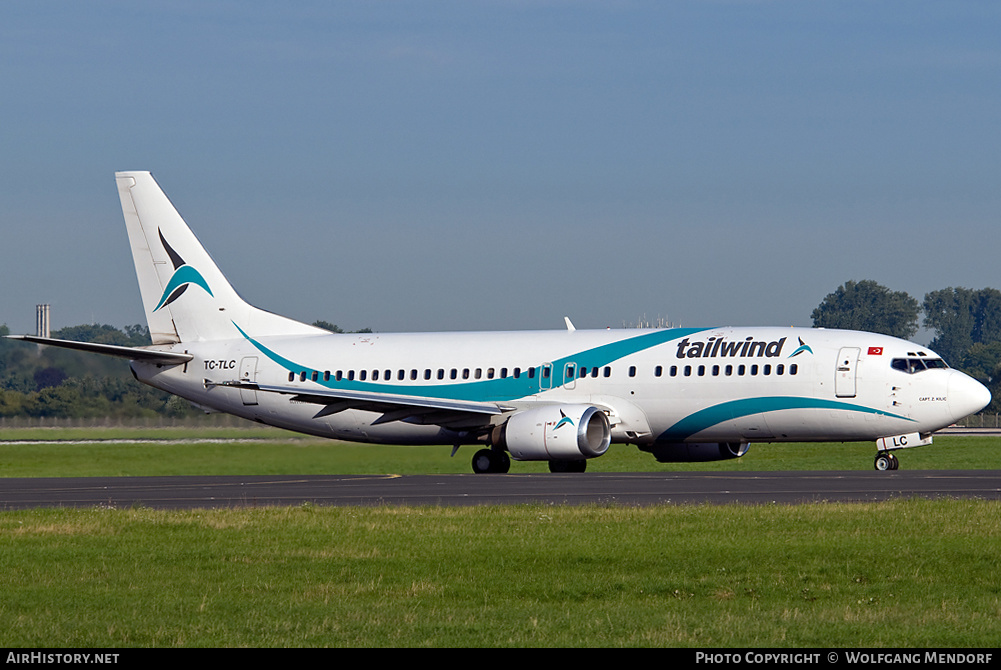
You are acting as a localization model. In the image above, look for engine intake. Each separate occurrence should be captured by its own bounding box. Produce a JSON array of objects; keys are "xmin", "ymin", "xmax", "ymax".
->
[{"xmin": 494, "ymin": 405, "xmax": 611, "ymax": 462}]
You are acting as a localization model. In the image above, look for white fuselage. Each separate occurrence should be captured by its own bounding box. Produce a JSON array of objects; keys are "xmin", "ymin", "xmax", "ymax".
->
[
  {"xmin": 133, "ymin": 325, "xmax": 989, "ymax": 448},
  {"xmin": 16, "ymin": 172, "xmax": 988, "ymax": 473}
]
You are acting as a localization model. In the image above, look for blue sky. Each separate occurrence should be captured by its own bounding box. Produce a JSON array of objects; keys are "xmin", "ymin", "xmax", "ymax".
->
[{"xmin": 2, "ymin": 1, "xmax": 999, "ymax": 340}]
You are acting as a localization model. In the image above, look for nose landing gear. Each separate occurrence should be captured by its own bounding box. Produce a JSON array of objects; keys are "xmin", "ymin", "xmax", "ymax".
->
[
  {"xmin": 873, "ymin": 432, "xmax": 933, "ymax": 471},
  {"xmin": 874, "ymin": 451, "xmax": 899, "ymax": 471}
]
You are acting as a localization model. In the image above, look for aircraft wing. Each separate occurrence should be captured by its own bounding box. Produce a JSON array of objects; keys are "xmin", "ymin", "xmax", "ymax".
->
[
  {"xmin": 6, "ymin": 335, "xmax": 193, "ymax": 364},
  {"xmin": 211, "ymin": 381, "xmax": 514, "ymax": 427}
]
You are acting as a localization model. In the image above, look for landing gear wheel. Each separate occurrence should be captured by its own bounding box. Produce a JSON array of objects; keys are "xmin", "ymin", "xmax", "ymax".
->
[
  {"xmin": 495, "ymin": 450, "xmax": 511, "ymax": 473},
  {"xmin": 471, "ymin": 449, "xmax": 510, "ymax": 474},
  {"xmin": 874, "ymin": 453, "xmax": 890, "ymax": 471},
  {"xmin": 874, "ymin": 452, "xmax": 899, "ymax": 471},
  {"xmin": 472, "ymin": 449, "xmax": 493, "ymax": 473},
  {"xmin": 549, "ymin": 459, "xmax": 587, "ymax": 473}
]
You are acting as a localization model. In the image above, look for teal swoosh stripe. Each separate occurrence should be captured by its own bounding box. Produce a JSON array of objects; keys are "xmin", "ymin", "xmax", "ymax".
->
[
  {"xmin": 233, "ymin": 322, "xmax": 302, "ymax": 372},
  {"xmin": 233, "ymin": 322, "xmax": 711, "ymax": 403},
  {"xmin": 658, "ymin": 396, "xmax": 915, "ymax": 441},
  {"xmin": 155, "ymin": 266, "xmax": 214, "ymax": 311}
]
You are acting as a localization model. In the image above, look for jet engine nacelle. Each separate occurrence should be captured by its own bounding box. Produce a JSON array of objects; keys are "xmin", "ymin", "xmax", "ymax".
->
[
  {"xmin": 644, "ymin": 441, "xmax": 750, "ymax": 463},
  {"xmin": 494, "ymin": 405, "xmax": 611, "ymax": 462}
]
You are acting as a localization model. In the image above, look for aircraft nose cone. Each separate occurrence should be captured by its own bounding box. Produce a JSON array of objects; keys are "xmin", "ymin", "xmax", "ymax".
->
[{"xmin": 949, "ymin": 372, "xmax": 992, "ymax": 420}]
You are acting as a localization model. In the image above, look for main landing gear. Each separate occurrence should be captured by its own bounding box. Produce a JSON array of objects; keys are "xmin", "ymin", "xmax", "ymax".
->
[
  {"xmin": 873, "ymin": 451, "xmax": 899, "ymax": 471},
  {"xmin": 469, "ymin": 449, "xmax": 587, "ymax": 473},
  {"xmin": 471, "ymin": 448, "xmax": 510, "ymax": 474},
  {"xmin": 548, "ymin": 459, "xmax": 587, "ymax": 473}
]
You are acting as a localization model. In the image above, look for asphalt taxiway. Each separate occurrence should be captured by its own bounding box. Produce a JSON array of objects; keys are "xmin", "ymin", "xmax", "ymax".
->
[{"xmin": 1, "ymin": 470, "xmax": 999, "ymax": 509}]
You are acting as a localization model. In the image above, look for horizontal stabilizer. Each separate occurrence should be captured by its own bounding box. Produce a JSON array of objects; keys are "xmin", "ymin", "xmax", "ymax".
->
[{"xmin": 6, "ymin": 335, "xmax": 193, "ymax": 364}]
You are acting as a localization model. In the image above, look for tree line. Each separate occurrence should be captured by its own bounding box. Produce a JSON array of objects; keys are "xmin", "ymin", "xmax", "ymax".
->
[
  {"xmin": 1, "ymin": 287, "xmax": 999, "ymax": 419},
  {"xmin": 0, "ymin": 323, "xmax": 189, "ymax": 419},
  {"xmin": 0, "ymin": 320, "xmax": 370, "ymax": 419},
  {"xmin": 813, "ymin": 280, "xmax": 1001, "ymax": 411}
]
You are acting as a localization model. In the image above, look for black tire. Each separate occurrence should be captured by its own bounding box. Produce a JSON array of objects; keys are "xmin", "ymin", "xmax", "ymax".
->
[
  {"xmin": 549, "ymin": 459, "xmax": 587, "ymax": 473},
  {"xmin": 495, "ymin": 450, "xmax": 511, "ymax": 474},
  {"xmin": 472, "ymin": 449, "xmax": 495, "ymax": 474},
  {"xmin": 472, "ymin": 449, "xmax": 511, "ymax": 474}
]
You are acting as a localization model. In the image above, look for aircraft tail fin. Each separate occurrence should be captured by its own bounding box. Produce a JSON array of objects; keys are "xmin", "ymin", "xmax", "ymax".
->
[{"xmin": 115, "ymin": 171, "xmax": 325, "ymax": 344}]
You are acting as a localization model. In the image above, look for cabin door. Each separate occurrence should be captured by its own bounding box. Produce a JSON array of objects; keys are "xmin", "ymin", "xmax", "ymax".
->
[
  {"xmin": 239, "ymin": 356, "xmax": 259, "ymax": 405},
  {"xmin": 835, "ymin": 347, "xmax": 860, "ymax": 398},
  {"xmin": 563, "ymin": 362, "xmax": 577, "ymax": 390},
  {"xmin": 540, "ymin": 363, "xmax": 553, "ymax": 392}
]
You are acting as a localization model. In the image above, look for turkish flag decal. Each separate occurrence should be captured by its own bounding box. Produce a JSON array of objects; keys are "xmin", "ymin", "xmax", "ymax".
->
[{"xmin": 868, "ymin": 347, "xmax": 883, "ymax": 355}]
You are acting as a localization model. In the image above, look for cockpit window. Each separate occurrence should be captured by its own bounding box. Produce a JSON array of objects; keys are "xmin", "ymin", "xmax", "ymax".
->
[{"xmin": 892, "ymin": 357, "xmax": 948, "ymax": 374}]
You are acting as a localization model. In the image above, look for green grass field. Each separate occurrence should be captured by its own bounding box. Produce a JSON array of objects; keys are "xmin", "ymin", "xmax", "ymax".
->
[
  {"xmin": 1, "ymin": 426, "xmax": 999, "ymax": 647},
  {"xmin": 1, "ymin": 425, "xmax": 999, "ymax": 476},
  {"xmin": 2, "ymin": 501, "xmax": 999, "ymax": 647}
]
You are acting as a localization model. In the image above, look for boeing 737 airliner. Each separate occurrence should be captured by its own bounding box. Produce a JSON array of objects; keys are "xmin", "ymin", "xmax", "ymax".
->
[{"xmin": 11, "ymin": 172, "xmax": 991, "ymax": 473}]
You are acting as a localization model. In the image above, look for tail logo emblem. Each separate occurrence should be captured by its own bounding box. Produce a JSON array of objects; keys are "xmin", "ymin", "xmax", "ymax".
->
[{"xmin": 153, "ymin": 230, "xmax": 214, "ymax": 311}]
